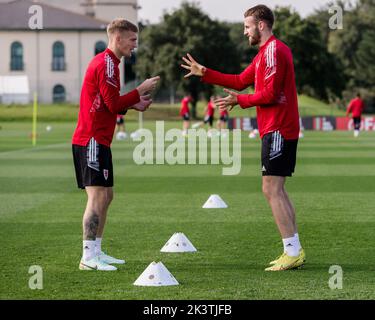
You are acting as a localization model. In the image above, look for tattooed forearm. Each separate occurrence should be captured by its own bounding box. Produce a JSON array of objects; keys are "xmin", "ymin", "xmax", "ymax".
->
[{"xmin": 83, "ymin": 212, "xmax": 99, "ymax": 240}]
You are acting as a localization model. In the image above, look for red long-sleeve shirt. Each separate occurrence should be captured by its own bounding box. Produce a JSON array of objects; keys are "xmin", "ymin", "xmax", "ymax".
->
[
  {"xmin": 202, "ymin": 35, "xmax": 299, "ymax": 139},
  {"xmin": 180, "ymin": 96, "xmax": 192, "ymax": 116},
  {"xmin": 72, "ymin": 48, "xmax": 140, "ymax": 147},
  {"xmin": 346, "ymin": 98, "xmax": 364, "ymax": 118}
]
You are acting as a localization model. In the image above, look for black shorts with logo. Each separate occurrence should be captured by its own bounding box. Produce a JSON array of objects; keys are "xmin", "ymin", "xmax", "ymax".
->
[
  {"xmin": 72, "ymin": 138, "xmax": 114, "ymax": 189},
  {"xmin": 261, "ymin": 131, "xmax": 298, "ymax": 177}
]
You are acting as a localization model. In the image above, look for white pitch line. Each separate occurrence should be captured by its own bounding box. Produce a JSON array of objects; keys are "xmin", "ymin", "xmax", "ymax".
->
[{"xmin": 0, "ymin": 142, "xmax": 70, "ymax": 158}]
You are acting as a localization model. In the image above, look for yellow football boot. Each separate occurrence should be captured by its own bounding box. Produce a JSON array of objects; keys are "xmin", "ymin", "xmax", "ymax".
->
[
  {"xmin": 265, "ymin": 249, "xmax": 306, "ymax": 271},
  {"xmin": 269, "ymin": 252, "xmax": 286, "ymax": 265}
]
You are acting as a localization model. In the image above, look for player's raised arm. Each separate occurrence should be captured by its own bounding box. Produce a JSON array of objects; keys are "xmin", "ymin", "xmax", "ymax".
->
[{"xmin": 181, "ymin": 53, "xmax": 254, "ymax": 91}]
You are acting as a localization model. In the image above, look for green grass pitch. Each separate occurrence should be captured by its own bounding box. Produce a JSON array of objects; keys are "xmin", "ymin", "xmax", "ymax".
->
[{"xmin": 1, "ymin": 121, "xmax": 375, "ymax": 299}]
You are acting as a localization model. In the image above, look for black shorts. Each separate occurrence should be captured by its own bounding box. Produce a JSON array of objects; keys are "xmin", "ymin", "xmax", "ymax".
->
[
  {"xmin": 204, "ymin": 115, "xmax": 213, "ymax": 126},
  {"xmin": 72, "ymin": 138, "xmax": 114, "ymax": 189},
  {"xmin": 182, "ymin": 112, "xmax": 190, "ymax": 121},
  {"xmin": 116, "ymin": 117, "xmax": 124, "ymax": 125},
  {"xmin": 220, "ymin": 114, "xmax": 228, "ymax": 122},
  {"xmin": 261, "ymin": 131, "xmax": 298, "ymax": 177},
  {"xmin": 353, "ymin": 117, "xmax": 361, "ymax": 130}
]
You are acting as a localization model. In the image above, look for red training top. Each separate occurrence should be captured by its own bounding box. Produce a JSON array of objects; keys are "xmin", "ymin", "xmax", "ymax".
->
[
  {"xmin": 346, "ymin": 98, "xmax": 364, "ymax": 118},
  {"xmin": 180, "ymin": 96, "xmax": 191, "ymax": 116},
  {"xmin": 72, "ymin": 48, "xmax": 140, "ymax": 147},
  {"xmin": 202, "ymin": 35, "xmax": 299, "ymax": 139},
  {"xmin": 205, "ymin": 101, "xmax": 215, "ymax": 117}
]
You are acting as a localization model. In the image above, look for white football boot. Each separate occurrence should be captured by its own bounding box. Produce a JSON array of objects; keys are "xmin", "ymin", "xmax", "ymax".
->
[
  {"xmin": 79, "ymin": 256, "xmax": 117, "ymax": 271},
  {"xmin": 98, "ymin": 251, "xmax": 125, "ymax": 265}
]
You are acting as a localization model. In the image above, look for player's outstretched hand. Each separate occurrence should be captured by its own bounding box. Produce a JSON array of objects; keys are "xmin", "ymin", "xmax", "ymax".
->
[
  {"xmin": 132, "ymin": 94, "xmax": 152, "ymax": 112},
  {"xmin": 181, "ymin": 53, "xmax": 206, "ymax": 78},
  {"xmin": 215, "ymin": 88, "xmax": 239, "ymax": 112},
  {"xmin": 137, "ymin": 76, "xmax": 160, "ymax": 96}
]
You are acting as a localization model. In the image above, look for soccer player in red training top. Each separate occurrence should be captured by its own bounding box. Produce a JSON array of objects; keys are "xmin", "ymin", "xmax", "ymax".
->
[
  {"xmin": 181, "ymin": 5, "xmax": 305, "ymax": 271},
  {"xmin": 203, "ymin": 97, "xmax": 216, "ymax": 133},
  {"xmin": 72, "ymin": 19, "xmax": 160, "ymax": 271},
  {"xmin": 180, "ymin": 95, "xmax": 193, "ymax": 136},
  {"xmin": 346, "ymin": 93, "xmax": 365, "ymax": 137},
  {"xmin": 192, "ymin": 96, "xmax": 216, "ymax": 135},
  {"xmin": 218, "ymin": 105, "xmax": 228, "ymax": 129}
]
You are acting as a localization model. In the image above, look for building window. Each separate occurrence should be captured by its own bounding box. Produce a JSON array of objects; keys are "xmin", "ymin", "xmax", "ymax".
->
[
  {"xmin": 52, "ymin": 41, "xmax": 66, "ymax": 71},
  {"xmin": 95, "ymin": 41, "xmax": 106, "ymax": 55},
  {"xmin": 53, "ymin": 84, "xmax": 66, "ymax": 103},
  {"xmin": 10, "ymin": 42, "xmax": 24, "ymax": 71}
]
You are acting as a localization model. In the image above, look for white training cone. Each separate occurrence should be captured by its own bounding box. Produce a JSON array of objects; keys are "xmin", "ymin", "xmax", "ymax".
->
[
  {"xmin": 202, "ymin": 194, "xmax": 228, "ymax": 208},
  {"xmin": 133, "ymin": 261, "xmax": 179, "ymax": 286},
  {"xmin": 160, "ymin": 232, "xmax": 197, "ymax": 253}
]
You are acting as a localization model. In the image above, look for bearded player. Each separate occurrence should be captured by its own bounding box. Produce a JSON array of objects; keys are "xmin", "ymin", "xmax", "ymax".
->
[{"xmin": 181, "ymin": 5, "xmax": 305, "ymax": 271}]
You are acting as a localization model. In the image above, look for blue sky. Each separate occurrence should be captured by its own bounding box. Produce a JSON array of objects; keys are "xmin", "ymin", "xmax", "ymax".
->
[{"xmin": 137, "ymin": 0, "xmax": 348, "ymax": 23}]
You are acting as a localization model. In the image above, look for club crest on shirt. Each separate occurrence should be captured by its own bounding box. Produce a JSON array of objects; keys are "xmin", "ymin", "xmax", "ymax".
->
[{"xmin": 103, "ymin": 169, "xmax": 109, "ymax": 180}]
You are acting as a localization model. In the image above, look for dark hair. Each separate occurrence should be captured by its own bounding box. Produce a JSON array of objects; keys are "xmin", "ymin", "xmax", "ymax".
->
[
  {"xmin": 244, "ymin": 5, "xmax": 274, "ymax": 29},
  {"xmin": 356, "ymin": 93, "xmax": 361, "ymax": 98},
  {"xmin": 107, "ymin": 18, "xmax": 138, "ymax": 36}
]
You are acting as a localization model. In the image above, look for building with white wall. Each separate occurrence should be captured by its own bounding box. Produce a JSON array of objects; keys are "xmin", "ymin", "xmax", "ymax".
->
[{"xmin": 0, "ymin": 0, "xmax": 138, "ymax": 103}]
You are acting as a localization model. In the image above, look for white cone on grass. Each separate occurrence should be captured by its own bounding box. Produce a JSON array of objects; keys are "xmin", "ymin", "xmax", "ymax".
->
[
  {"xmin": 133, "ymin": 261, "xmax": 179, "ymax": 286},
  {"xmin": 161, "ymin": 232, "xmax": 197, "ymax": 253},
  {"xmin": 202, "ymin": 194, "xmax": 228, "ymax": 208}
]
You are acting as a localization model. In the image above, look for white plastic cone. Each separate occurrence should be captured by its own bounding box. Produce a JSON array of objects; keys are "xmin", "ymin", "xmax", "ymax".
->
[
  {"xmin": 202, "ymin": 194, "xmax": 228, "ymax": 208},
  {"xmin": 160, "ymin": 232, "xmax": 197, "ymax": 253},
  {"xmin": 133, "ymin": 261, "xmax": 179, "ymax": 286}
]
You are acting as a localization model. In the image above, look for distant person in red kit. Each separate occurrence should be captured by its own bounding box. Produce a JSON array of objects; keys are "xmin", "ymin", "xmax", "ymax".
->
[
  {"xmin": 346, "ymin": 93, "xmax": 365, "ymax": 137},
  {"xmin": 180, "ymin": 95, "xmax": 193, "ymax": 136},
  {"xmin": 204, "ymin": 96, "xmax": 216, "ymax": 131},
  {"xmin": 217, "ymin": 97, "xmax": 229, "ymax": 137},
  {"xmin": 115, "ymin": 114, "xmax": 127, "ymax": 140},
  {"xmin": 192, "ymin": 96, "xmax": 216, "ymax": 137}
]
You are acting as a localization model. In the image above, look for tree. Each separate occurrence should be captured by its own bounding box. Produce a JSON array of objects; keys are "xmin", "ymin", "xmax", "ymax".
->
[
  {"xmin": 273, "ymin": 6, "xmax": 345, "ymax": 100},
  {"xmin": 135, "ymin": 2, "xmax": 240, "ymax": 118},
  {"xmin": 224, "ymin": 22, "xmax": 258, "ymax": 70},
  {"xmin": 323, "ymin": 0, "xmax": 375, "ymax": 111},
  {"xmin": 226, "ymin": 7, "xmax": 346, "ymax": 102}
]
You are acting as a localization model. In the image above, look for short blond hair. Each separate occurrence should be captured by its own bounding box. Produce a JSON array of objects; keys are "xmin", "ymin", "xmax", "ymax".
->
[{"xmin": 107, "ymin": 18, "xmax": 138, "ymax": 37}]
